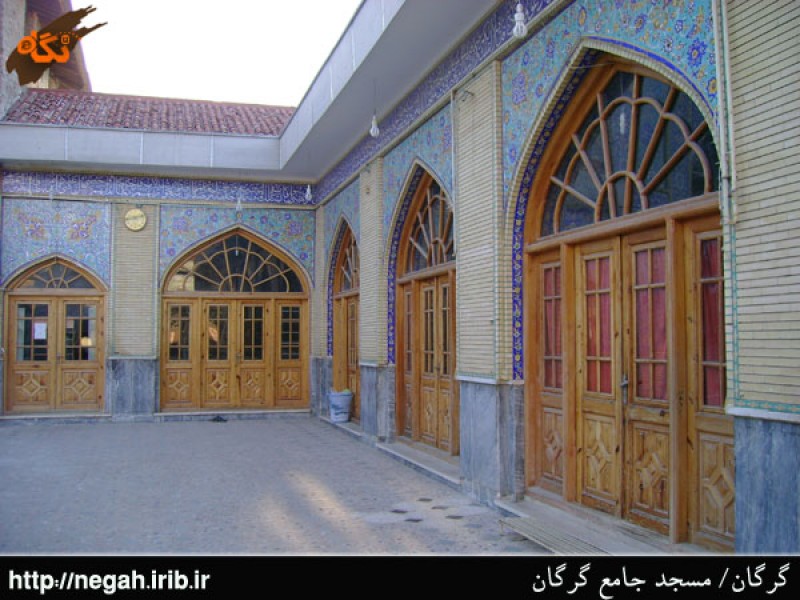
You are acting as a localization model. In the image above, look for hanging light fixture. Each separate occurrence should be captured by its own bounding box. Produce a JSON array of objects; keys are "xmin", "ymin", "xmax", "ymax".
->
[
  {"xmin": 370, "ymin": 79, "xmax": 380, "ymax": 138},
  {"xmin": 369, "ymin": 114, "xmax": 380, "ymax": 138},
  {"xmin": 305, "ymin": 184, "xmax": 313, "ymax": 202},
  {"xmin": 512, "ymin": 2, "xmax": 527, "ymax": 39}
]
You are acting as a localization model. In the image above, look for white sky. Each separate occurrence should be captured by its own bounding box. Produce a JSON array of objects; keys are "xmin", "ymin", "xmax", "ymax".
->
[{"xmin": 77, "ymin": 0, "xmax": 363, "ymax": 106}]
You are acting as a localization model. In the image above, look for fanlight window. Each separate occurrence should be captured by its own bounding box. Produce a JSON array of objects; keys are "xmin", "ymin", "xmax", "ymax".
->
[
  {"xmin": 339, "ymin": 232, "xmax": 359, "ymax": 292},
  {"xmin": 406, "ymin": 180, "xmax": 455, "ymax": 273},
  {"xmin": 17, "ymin": 261, "xmax": 95, "ymax": 289},
  {"xmin": 541, "ymin": 71, "xmax": 719, "ymax": 237},
  {"xmin": 166, "ymin": 233, "xmax": 302, "ymax": 293}
]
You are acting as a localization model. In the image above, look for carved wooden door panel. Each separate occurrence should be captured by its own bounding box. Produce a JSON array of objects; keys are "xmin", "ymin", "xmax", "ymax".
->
[
  {"xmin": 576, "ymin": 232, "xmax": 673, "ymax": 531},
  {"xmin": 398, "ymin": 282, "xmax": 415, "ymax": 438},
  {"xmin": 162, "ymin": 300, "xmax": 198, "ymax": 410},
  {"xmin": 238, "ymin": 301, "xmax": 269, "ymax": 408},
  {"xmin": 436, "ymin": 273, "xmax": 457, "ymax": 453},
  {"xmin": 59, "ymin": 300, "xmax": 104, "ymax": 411},
  {"xmin": 576, "ymin": 240, "xmax": 623, "ymax": 515},
  {"xmin": 203, "ymin": 301, "xmax": 235, "ymax": 408},
  {"xmin": 346, "ymin": 296, "xmax": 360, "ymax": 421},
  {"xmin": 275, "ymin": 301, "xmax": 305, "ymax": 408},
  {"xmin": 415, "ymin": 274, "xmax": 457, "ymax": 452},
  {"xmin": 685, "ymin": 218, "xmax": 735, "ymax": 550},
  {"xmin": 7, "ymin": 297, "xmax": 104, "ymax": 413},
  {"xmin": 7, "ymin": 299, "xmax": 54, "ymax": 412},
  {"xmin": 623, "ymin": 231, "xmax": 671, "ymax": 534}
]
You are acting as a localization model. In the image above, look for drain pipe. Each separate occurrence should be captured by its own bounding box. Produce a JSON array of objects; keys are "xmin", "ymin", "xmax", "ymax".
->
[{"xmin": 712, "ymin": 0, "xmax": 741, "ymax": 405}]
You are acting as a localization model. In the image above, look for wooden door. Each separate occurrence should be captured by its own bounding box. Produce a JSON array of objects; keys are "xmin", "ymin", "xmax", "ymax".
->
[
  {"xmin": 622, "ymin": 231, "xmax": 671, "ymax": 534},
  {"xmin": 399, "ymin": 282, "xmax": 415, "ymax": 438},
  {"xmin": 239, "ymin": 301, "xmax": 270, "ymax": 408},
  {"xmin": 576, "ymin": 240, "xmax": 623, "ymax": 514},
  {"xmin": 59, "ymin": 299, "xmax": 104, "ymax": 411},
  {"xmin": 346, "ymin": 296, "xmax": 360, "ymax": 420},
  {"xmin": 275, "ymin": 301, "xmax": 305, "ymax": 407},
  {"xmin": 6, "ymin": 297, "xmax": 103, "ymax": 413},
  {"xmin": 685, "ymin": 218, "xmax": 735, "ymax": 550},
  {"xmin": 162, "ymin": 300, "xmax": 199, "ymax": 410},
  {"xmin": 7, "ymin": 298, "xmax": 54, "ymax": 412},
  {"xmin": 414, "ymin": 273, "xmax": 457, "ymax": 453},
  {"xmin": 203, "ymin": 301, "xmax": 235, "ymax": 408},
  {"xmin": 576, "ymin": 231, "xmax": 671, "ymax": 531}
]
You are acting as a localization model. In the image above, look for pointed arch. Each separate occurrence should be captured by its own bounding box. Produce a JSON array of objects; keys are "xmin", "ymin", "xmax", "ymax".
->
[
  {"xmin": 386, "ymin": 162, "xmax": 453, "ymax": 364},
  {"xmin": 5, "ymin": 255, "xmax": 107, "ymax": 292},
  {"xmin": 162, "ymin": 227, "xmax": 309, "ymax": 296},
  {"xmin": 326, "ymin": 217, "xmax": 359, "ymax": 357},
  {"xmin": 507, "ymin": 42, "xmax": 721, "ymax": 379},
  {"xmin": 5, "ymin": 256, "xmax": 106, "ymax": 414}
]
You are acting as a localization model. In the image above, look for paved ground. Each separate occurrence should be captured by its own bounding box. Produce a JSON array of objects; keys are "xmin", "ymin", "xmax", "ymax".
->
[{"xmin": 0, "ymin": 416, "xmax": 546, "ymax": 555}]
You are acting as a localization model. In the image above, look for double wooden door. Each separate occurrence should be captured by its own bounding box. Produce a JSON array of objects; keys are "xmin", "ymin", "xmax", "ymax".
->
[
  {"xmin": 399, "ymin": 271, "xmax": 458, "ymax": 453},
  {"xmin": 6, "ymin": 296, "xmax": 104, "ymax": 413},
  {"xmin": 576, "ymin": 231, "xmax": 673, "ymax": 532},
  {"xmin": 161, "ymin": 298, "xmax": 306, "ymax": 410},
  {"xmin": 333, "ymin": 295, "xmax": 360, "ymax": 420},
  {"xmin": 531, "ymin": 217, "xmax": 734, "ymax": 548}
]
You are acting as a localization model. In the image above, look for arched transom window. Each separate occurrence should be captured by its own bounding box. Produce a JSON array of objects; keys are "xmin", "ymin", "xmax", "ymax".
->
[
  {"xmin": 166, "ymin": 232, "xmax": 303, "ymax": 293},
  {"xmin": 540, "ymin": 70, "xmax": 719, "ymax": 237},
  {"xmin": 16, "ymin": 260, "xmax": 96, "ymax": 289},
  {"xmin": 338, "ymin": 230, "xmax": 359, "ymax": 292},
  {"xmin": 406, "ymin": 179, "xmax": 455, "ymax": 273}
]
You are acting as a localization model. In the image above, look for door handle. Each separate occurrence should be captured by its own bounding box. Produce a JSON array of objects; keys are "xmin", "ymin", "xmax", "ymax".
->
[{"xmin": 620, "ymin": 373, "xmax": 629, "ymax": 405}]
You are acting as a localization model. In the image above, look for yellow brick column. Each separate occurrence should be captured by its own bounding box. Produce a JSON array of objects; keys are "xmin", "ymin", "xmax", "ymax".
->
[
  {"xmin": 357, "ymin": 158, "xmax": 390, "ymax": 439},
  {"xmin": 454, "ymin": 61, "xmax": 502, "ymax": 380},
  {"xmin": 454, "ymin": 60, "xmax": 521, "ymax": 501},
  {"xmin": 109, "ymin": 203, "xmax": 159, "ymax": 415}
]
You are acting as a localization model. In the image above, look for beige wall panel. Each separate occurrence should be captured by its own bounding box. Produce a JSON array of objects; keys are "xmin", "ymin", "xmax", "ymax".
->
[
  {"xmin": 727, "ymin": 0, "xmax": 800, "ymax": 412},
  {"xmin": 359, "ymin": 159, "xmax": 385, "ymax": 363},
  {"xmin": 454, "ymin": 62, "xmax": 501, "ymax": 378},
  {"xmin": 112, "ymin": 204, "xmax": 158, "ymax": 356}
]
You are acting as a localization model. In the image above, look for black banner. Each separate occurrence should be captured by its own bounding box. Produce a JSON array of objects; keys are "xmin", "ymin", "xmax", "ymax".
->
[{"xmin": 0, "ymin": 556, "xmax": 796, "ymax": 599}]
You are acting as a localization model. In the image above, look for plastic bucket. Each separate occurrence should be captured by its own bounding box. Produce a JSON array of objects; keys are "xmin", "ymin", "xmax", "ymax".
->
[{"xmin": 329, "ymin": 391, "xmax": 353, "ymax": 423}]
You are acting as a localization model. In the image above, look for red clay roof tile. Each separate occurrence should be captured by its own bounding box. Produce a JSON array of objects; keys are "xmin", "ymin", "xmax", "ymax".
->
[{"xmin": 2, "ymin": 88, "xmax": 295, "ymax": 136}]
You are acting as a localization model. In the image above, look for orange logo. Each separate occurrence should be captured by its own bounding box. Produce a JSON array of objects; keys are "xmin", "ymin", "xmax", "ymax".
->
[{"xmin": 5, "ymin": 5, "xmax": 106, "ymax": 85}]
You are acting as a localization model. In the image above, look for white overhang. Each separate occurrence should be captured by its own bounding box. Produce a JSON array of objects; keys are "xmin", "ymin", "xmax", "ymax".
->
[{"xmin": 0, "ymin": 0, "xmax": 498, "ymax": 183}]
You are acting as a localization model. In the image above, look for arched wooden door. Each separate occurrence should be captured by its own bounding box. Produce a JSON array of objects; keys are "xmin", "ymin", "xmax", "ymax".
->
[
  {"xmin": 4, "ymin": 259, "xmax": 105, "ymax": 413},
  {"xmin": 333, "ymin": 226, "xmax": 360, "ymax": 421},
  {"xmin": 160, "ymin": 231, "xmax": 309, "ymax": 411},
  {"xmin": 397, "ymin": 173, "xmax": 458, "ymax": 454},
  {"xmin": 524, "ymin": 62, "xmax": 734, "ymax": 550}
]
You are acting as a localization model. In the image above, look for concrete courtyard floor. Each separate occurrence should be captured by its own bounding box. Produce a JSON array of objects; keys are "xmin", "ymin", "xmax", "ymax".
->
[{"xmin": 0, "ymin": 416, "xmax": 546, "ymax": 555}]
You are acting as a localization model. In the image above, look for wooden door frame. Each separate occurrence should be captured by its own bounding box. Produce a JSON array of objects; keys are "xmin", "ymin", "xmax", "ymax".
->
[
  {"xmin": 3, "ymin": 259, "xmax": 106, "ymax": 415},
  {"xmin": 160, "ymin": 230, "xmax": 310, "ymax": 412},
  {"xmin": 394, "ymin": 170, "xmax": 458, "ymax": 454},
  {"xmin": 331, "ymin": 224, "xmax": 360, "ymax": 419},
  {"xmin": 523, "ymin": 200, "xmax": 722, "ymax": 543}
]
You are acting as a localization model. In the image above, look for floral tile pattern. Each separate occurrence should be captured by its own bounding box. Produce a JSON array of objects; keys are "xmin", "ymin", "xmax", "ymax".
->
[
  {"xmin": 383, "ymin": 106, "xmax": 453, "ymax": 243},
  {"xmin": 159, "ymin": 206, "xmax": 315, "ymax": 284},
  {"xmin": 315, "ymin": 0, "xmax": 555, "ymax": 204},
  {"xmin": 502, "ymin": 0, "xmax": 719, "ymax": 378},
  {"xmin": 324, "ymin": 181, "xmax": 360, "ymax": 356},
  {"xmin": 2, "ymin": 170, "xmax": 312, "ymax": 205},
  {"xmin": 1, "ymin": 198, "xmax": 111, "ymax": 285}
]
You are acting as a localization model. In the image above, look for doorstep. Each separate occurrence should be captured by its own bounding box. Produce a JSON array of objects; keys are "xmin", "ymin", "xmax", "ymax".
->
[
  {"xmin": 154, "ymin": 409, "xmax": 311, "ymax": 422},
  {"xmin": 496, "ymin": 490, "xmax": 715, "ymax": 556},
  {"xmin": 376, "ymin": 439, "xmax": 462, "ymax": 491},
  {"xmin": 0, "ymin": 412, "xmax": 112, "ymax": 425}
]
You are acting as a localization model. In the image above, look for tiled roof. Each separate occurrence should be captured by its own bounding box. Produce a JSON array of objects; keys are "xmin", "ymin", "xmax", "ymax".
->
[{"xmin": 2, "ymin": 88, "xmax": 295, "ymax": 136}]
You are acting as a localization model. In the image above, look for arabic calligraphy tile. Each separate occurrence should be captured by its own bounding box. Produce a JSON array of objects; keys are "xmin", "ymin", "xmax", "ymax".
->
[
  {"xmin": 3, "ymin": 170, "xmax": 32, "ymax": 194},
  {"xmin": 55, "ymin": 173, "xmax": 81, "ymax": 195}
]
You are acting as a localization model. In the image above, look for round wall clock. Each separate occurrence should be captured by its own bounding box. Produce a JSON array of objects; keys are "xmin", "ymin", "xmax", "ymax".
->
[{"xmin": 124, "ymin": 208, "xmax": 147, "ymax": 232}]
